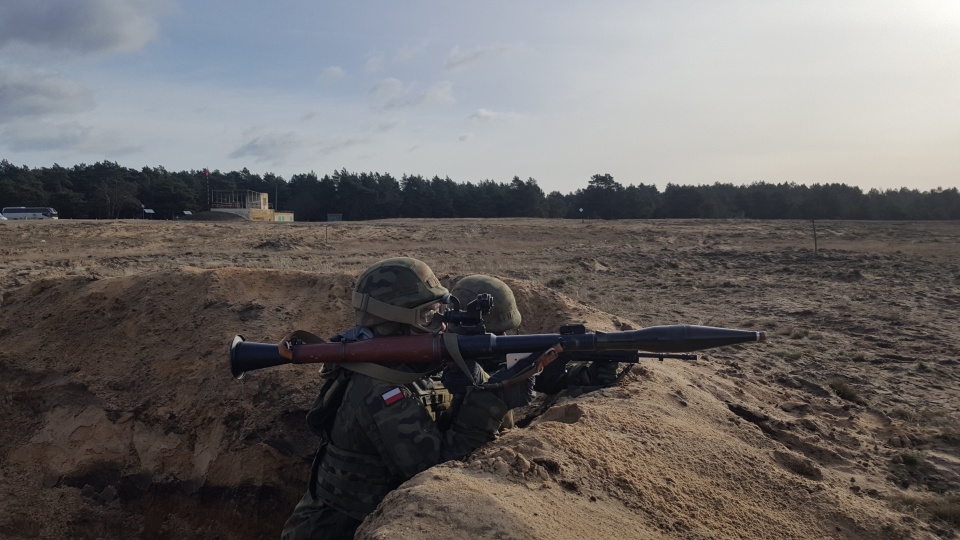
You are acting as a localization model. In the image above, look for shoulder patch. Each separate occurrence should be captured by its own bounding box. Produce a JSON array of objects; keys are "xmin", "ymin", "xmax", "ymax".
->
[{"xmin": 381, "ymin": 387, "xmax": 404, "ymax": 406}]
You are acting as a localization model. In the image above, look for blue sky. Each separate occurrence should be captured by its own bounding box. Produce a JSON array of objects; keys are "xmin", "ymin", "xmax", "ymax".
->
[{"xmin": 1, "ymin": 0, "xmax": 958, "ymax": 194}]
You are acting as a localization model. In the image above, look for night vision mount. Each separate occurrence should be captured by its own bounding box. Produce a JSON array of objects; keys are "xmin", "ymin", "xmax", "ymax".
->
[{"xmin": 440, "ymin": 293, "xmax": 493, "ymax": 334}]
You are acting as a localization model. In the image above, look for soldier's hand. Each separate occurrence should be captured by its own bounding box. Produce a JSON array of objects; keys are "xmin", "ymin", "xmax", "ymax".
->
[
  {"xmin": 441, "ymin": 360, "xmax": 485, "ymax": 395},
  {"xmin": 587, "ymin": 361, "xmax": 620, "ymax": 387},
  {"xmin": 488, "ymin": 361, "xmax": 537, "ymax": 410}
]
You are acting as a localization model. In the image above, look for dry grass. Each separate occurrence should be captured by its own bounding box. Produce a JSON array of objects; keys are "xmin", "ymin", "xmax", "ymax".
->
[
  {"xmin": 891, "ymin": 494, "xmax": 960, "ymax": 526},
  {"xmin": 899, "ymin": 451, "xmax": 924, "ymax": 467},
  {"xmin": 828, "ymin": 378, "xmax": 866, "ymax": 405}
]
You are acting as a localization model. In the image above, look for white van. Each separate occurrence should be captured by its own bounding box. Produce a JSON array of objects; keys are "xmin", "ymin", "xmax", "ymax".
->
[{"xmin": 1, "ymin": 207, "xmax": 59, "ymax": 220}]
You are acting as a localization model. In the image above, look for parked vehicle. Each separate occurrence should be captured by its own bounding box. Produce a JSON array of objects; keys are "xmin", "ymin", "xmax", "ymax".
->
[{"xmin": 1, "ymin": 207, "xmax": 59, "ymax": 220}]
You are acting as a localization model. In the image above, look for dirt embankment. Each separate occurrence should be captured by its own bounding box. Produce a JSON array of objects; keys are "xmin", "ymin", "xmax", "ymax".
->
[{"xmin": 0, "ymin": 219, "xmax": 957, "ymax": 539}]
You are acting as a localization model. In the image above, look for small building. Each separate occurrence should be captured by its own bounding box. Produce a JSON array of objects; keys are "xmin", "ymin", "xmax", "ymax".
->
[{"xmin": 210, "ymin": 190, "xmax": 294, "ymax": 222}]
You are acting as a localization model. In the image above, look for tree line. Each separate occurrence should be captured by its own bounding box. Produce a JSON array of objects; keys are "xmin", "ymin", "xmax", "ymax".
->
[{"xmin": 1, "ymin": 160, "xmax": 957, "ymax": 220}]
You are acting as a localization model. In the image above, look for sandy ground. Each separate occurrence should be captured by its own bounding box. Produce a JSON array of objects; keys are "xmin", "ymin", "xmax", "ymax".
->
[{"xmin": 0, "ymin": 217, "xmax": 958, "ymax": 539}]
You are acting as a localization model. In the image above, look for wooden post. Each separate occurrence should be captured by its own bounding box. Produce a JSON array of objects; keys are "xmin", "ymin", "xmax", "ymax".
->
[{"xmin": 811, "ymin": 220, "xmax": 818, "ymax": 255}]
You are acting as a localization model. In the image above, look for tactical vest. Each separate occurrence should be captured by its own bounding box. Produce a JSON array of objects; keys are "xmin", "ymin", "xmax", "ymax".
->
[
  {"xmin": 314, "ymin": 442, "xmax": 398, "ymax": 520},
  {"xmin": 304, "ymin": 368, "xmax": 453, "ymax": 518}
]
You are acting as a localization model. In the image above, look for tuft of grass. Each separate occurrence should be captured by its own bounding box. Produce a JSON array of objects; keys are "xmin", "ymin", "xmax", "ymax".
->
[
  {"xmin": 788, "ymin": 328, "xmax": 810, "ymax": 339},
  {"xmin": 888, "ymin": 407, "xmax": 957, "ymax": 430},
  {"xmin": 776, "ymin": 350, "xmax": 802, "ymax": 362},
  {"xmin": 937, "ymin": 429, "xmax": 960, "ymax": 445},
  {"xmin": 829, "ymin": 378, "xmax": 865, "ymax": 405},
  {"xmin": 545, "ymin": 277, "xmax": 566, "ymax": 289},
  {"xmin": 891, "ymin": 494, "xmax": 960, "ymax": 526},
  {"xmin": 899, "ymin": 451, "xmax": 923, "ymax": 467},
  {"xmin": 929, "ymin": 499, "xmax": 960, "ymax": 526}
]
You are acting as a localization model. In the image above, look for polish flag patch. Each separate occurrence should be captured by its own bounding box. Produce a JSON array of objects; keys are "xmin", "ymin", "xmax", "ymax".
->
[{"xmin": 381, "ymin": 387, "xmax": 404, "ymax": 406}]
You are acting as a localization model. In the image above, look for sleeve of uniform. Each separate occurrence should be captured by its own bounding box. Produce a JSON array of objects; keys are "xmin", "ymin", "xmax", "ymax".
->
[{"xmin": 360, "ymin": 378, "xmax": 507, "ymax": 480}]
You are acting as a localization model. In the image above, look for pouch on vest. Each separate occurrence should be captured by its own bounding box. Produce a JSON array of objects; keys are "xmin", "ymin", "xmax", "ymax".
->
[
  {"xmin": 306, "ymin": 368, "xmax": 351, "ymax": 438},
  {"xmin": 407, "ymin": 375, "xmax": 453, "ymax": 424}
]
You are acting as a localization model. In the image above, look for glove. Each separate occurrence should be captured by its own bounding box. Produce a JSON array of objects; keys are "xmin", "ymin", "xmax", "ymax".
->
[
  {"xmin": 586, "ymin": 361, "xmax": 620, "ymax": 387},
  {"xmin": 330, "ymin": 326, "xmax": 374, "ymax": 342},
  {"xmin": 487, "ymin": 358, "xmax": 538, "ymax": 410},
  {"xmin": 441, "ymin": 360, "xmax": 486, "ymax": 395}
]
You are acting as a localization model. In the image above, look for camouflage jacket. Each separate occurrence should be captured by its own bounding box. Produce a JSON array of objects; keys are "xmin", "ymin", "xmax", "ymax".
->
[{"xmin": 311, "ymin": 367, "xmax": 507, "ymax": 520}]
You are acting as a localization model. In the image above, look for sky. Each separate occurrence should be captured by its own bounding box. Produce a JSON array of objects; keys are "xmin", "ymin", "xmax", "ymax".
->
[{"xmin": 1, "ymin": 0, "xmax": 958, "ymax": 195}]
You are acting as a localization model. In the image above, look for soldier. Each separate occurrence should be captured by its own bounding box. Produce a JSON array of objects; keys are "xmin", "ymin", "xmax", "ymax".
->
[
  {"xmin": 442, "ymin": 274, "xmax": 526, "ymax": 429},
  {"xmin": 281, "ymin": 258, "xmax": 536, "ymax": 540},
  {"xmin": 446, "ymin": 274, "xmax": 622, "ymax": 397},
  {"xmin": 448, "ymin": 274, "xmax": 522, "ymax": 337},
  {"xmin": 445, "ymin": 274, "xmax": 522, "ymax": 374}
]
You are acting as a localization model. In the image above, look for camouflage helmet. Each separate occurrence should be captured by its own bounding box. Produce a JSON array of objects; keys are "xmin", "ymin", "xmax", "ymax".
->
[
  {"xmin": 450, "ymin": 275, "xmax": 521, "ymax": 334},
  {"xmin": 352, "ymin": 257, "xmax": 449, "ymax": 332}
]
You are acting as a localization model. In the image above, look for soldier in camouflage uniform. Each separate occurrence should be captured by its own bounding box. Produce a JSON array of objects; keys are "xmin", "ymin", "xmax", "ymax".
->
[
  {"xmin": 446, "ymin": 275, "xmax": 622, "ymax": 397},
  {"xmin": 281, "ymin": 258, "xmax": 535, "ymax": 540},
  {"xmin": 443, "ymin": 274, "xmax": 525, "ymax": 429},
  {"xmin": 446, "ymin": 274, "xmax": 522, "ymax": 374}
]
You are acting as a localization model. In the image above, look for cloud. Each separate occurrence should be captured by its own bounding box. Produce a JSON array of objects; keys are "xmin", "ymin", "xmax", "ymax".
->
[
  {"xmin": 375, "ymin": 119, "xmax": 403, "ymax": 132},
  {"xmin": 424, "ymin": 81, "xmax": 454, "ymax": 106},
  {"xmin": 443, "ymin": 45, "xmax": 513, "ymax": 71},
  {"xmin": 0, "ymin": 0, "xmax": 170, "ymax": 55},
  {"xmin": 229, "ymin": 131, "xmax": 369, "ymax": 163},
  {"xmin": 0, "ymin": 118, "xmax": 140, "ymax": 154},
  {"xmin": 320, "ymin": 66, "xmax": 346, "ymax": 82},
  {"xmin": 370, "ymin": 78, "xmax": 455, "ymax": 110},
  {"xmin": 229, "ymin": 132, "xmax": 307, "ymax": 163},
  {"xmin": 468, "ymin": 108, "xmax": 523, "ymax": 123},
  {"xmin": 370, "ymin": 77, "xmax": 404, "ymax": 100},
  {"xmin": 393, "ymin": 39, "xmax": 429, "ymax": 63},
  {"xmin": 0, "ymin": 120, "xmax": 90, "ymax": 151},
  {"xmin": 458, "ymin": 133, "xmax": 473, "ymax": 142},
  {"xmin": 365, "ymin": 54, "xmax": 384, "ymax": 73},
  {"xmin": 0, "ymin": 66, "xmax": 95, "ymax": 121},
  {"xmin": 316, "ymin": 135, "xmax": 367, "ymax": 156}
]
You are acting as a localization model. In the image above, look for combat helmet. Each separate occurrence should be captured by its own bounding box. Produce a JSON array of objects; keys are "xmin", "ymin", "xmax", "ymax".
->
[
  {"xmin": 352, "ymin": 257, "xmax": 449, "ymax": 335},
  {"xmin": 450, "ymin": 275, "xmax": 521, "ymax": 334}
]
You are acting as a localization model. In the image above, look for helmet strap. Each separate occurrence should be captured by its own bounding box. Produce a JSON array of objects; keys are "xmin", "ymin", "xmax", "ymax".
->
[
  {"xmin": 352, "ymin": 292, "xmax": 443, "ymax": 332},
  {"xmin": 353, "ymin": 291, "xmax": 420, "ymax": 326}
]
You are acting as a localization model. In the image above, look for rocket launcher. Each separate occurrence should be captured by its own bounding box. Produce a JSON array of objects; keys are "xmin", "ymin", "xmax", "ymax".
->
[{"xmin": 229, "ymin": 324, "xmax": 766, "ymax": 380}]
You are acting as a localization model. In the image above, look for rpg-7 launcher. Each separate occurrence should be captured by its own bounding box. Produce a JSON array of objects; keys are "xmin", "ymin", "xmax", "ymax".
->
[{"xmin": 229, "ymin": 319, "xmax": 765, "ymax": 380}]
